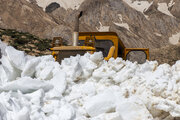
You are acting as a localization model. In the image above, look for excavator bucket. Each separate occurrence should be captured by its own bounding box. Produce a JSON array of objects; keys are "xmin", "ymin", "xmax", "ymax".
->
[{"xmin": 50, "ymin": 46, "xmax": 95, "ymax": 62}]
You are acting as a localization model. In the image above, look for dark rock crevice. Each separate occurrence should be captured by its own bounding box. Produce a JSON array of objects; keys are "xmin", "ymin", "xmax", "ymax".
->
[{"xmin": 45, "ymin": 2, "xmax": 60, "ymax": 13}]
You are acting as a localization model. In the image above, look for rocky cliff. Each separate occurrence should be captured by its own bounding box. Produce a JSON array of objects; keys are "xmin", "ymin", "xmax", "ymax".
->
[
  {"xmin": 55, "ymin": 0, "xmax": 180, "ymax": 48},
  {"xmin": 0, "ymin": 0, "xmax": 57, "ymax": 38}
]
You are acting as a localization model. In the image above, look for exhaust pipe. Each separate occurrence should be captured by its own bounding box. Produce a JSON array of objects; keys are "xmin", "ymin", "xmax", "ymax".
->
[
  {"xmin": 72, "ymin": 11, "xmax": 83, "ymax": 46},
  {"xmin": 72, "ymin": 32, "xmax": 79, "ymax": 46}
]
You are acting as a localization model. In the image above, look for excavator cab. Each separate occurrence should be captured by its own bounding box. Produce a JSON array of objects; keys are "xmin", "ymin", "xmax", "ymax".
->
[{"xmin": 50, "ymin": 32, "xmax": 149, "ymax": 63}]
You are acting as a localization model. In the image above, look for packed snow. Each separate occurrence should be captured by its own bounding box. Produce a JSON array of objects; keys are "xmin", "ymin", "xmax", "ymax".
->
[
  {"xmin": 157, "ymin": 3, "xmax": 174, "ymax": 17},
  {"xmin": 118, "ymin": 14, "xmax": 123, "ymax": 22},
  {"xmin": 122, "ymin": 0, "xmax": 152, "ymax": 19},
  {"xmin": 154, "ymin": 33, "xmax": 162, "ymax": 37},
  {"xmin": 113, "ymin": 22, "xmax": 130, "ymax": 31},
  {"xmin": 1, "ymin": 40, "xmax": 180, "ymax": 120},
  {"xmin": 28, "ymin": 0, "xmax": 85, "ymax": 10},
  {"xmin": 122, "ymin": 0, "xmax": 153, "ymax": 14},
  {"xmin": 114, "ymin": 14, "xmax": 130, "ymax": 31},
  {"xmin": 96, "ymin": 22, "xmax": 110, "ymax": 32},
  {"xmin": 169, "ymin": 32, "xmax": 180, "ymax": 45}
]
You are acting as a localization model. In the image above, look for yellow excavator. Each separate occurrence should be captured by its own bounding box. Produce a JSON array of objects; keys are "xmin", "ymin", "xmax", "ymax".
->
[{"xmin": 50, "ymin": 11, "xmax": 149, "ymax": 63}]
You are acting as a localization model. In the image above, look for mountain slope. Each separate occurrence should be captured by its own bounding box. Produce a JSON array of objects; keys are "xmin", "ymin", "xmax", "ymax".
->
[
  {"xmin": 33, "ymin": 0, "xmax": 85, "ymax": 10},
  {"xmin": 0, "ymin": 0, "xmax": 58, "ymax": 38},
  {"xmin": 45, "ymin": 0, "xmax": 180, "ymax": 49},
  {"xmin": 1, "ymin": 0, "xmax": 180, "ymax": 47}
]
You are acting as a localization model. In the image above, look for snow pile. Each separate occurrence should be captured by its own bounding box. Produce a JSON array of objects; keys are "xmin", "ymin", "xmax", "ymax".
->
[{"xmin": 1, "ymin": 42, "xmax": 180, "ymax": 120}]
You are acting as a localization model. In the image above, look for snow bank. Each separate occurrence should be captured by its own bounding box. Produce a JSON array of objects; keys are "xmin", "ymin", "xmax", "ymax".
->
[
  {"xmin": 1, "ymin": 41, "xmax": 180, "ymax": 119},
  {"xmin": 84, "ymin": 90, "xmax": 116, "ymax": 117},
  {"xmin": 116, "ymin": 97, "xmax": 153, "ymax": 120},
  {"xmin": 0, "ymin": 77, "xmax": 53, "ymax": 93}
]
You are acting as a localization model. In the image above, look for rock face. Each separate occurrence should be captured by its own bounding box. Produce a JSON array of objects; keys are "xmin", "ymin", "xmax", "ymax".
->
[
  {"xmin": 150, "ymin": 44, "xmax": 180, "ymax": 65},
  {"xmin": 47, "ymin": 0, "xmax": 180, "ymax": 49},
  {"xmin": 0, "ymin": 0, "xmax": 58, "ymax": 38},
  {"xmin": 170, "ymin": 1, "xmax": 180, "ymax": 19},
  {"xmin": 45, "ymin": 2, "xmax": 60, "ymax": 13},
  {"xmin": 1, "ymin": 0, "xmax": 180, "ymax": 47},
  {"xmin": 79, "ymin": 0, "xmax": 180, "ymax": 48}
]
